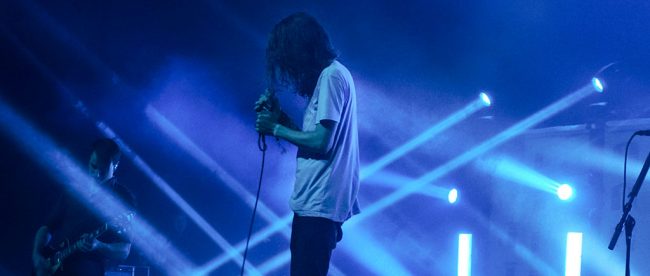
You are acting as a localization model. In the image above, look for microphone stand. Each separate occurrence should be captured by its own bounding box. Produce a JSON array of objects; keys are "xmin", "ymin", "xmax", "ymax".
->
[{"xmin": 608, "ymin": 150, "xmax": 650, "ymax": 276}]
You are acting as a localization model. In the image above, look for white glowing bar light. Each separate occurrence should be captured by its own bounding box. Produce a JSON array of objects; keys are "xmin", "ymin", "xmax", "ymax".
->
[
  {"xmin": 565, "ymin": 232, "xmax": 583, "ymax": 276},
  {"xmin": 458, "ymin": 233, "xmax": 473, "ymax": 276}
]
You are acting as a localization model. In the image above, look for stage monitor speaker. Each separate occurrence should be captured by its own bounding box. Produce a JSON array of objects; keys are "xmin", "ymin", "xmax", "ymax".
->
[{"xmin": 105, "ymin": 265, "xmax": 150, "ymax": 276}]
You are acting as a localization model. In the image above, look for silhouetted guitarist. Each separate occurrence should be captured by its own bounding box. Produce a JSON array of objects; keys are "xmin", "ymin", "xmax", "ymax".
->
[{"xmin": 32, "ymin": 138, "xmax": 135, "ymax": 276}]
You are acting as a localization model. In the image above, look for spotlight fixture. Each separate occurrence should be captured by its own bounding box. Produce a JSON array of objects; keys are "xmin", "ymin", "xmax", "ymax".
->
[
  {"xmin": 557, "ymin": 184, "xmax": 574, "ymax": 201},
  {"xmin": 592, "ymin": 77, "xmax": 604, "ymax": 93},
  {"xmin": 479, "ymin": 92, "xmax": 491, "ymax": 107},
  {"xmin": 448, "ymin": 188, "xmax": 459, "ymax": 204},
  {"xmin": 592, "ymin": 62, "xmax": 625, "ymax": 93}
]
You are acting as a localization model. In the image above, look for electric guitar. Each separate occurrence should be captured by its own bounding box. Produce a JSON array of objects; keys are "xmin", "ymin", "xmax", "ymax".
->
[{"xmin": 34, "ymin": 212, "xmax": 134, "ymax": 276}]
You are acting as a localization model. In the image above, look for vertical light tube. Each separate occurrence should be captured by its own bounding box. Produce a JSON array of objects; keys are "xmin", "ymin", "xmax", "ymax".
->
[
  {"xmin": 565, "ymin": 232, "xmax": 583, "ymax": 276},
  {"xmin": 458, "ymin": 233, "xmax": 473, "ymax": 276}
]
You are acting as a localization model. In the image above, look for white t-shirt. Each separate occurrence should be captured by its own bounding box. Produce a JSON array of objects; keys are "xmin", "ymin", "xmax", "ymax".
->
[{"xmin": 290, "ymin": 60, "xmax": 361, "ymax": 222}]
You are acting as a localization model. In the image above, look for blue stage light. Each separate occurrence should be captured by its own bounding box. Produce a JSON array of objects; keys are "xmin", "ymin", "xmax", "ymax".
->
[
  {"xmin": 477, "ymin": 156, "xmax": 559, "ymax": 194},
  {"xmin": 479, "ymin": 92, "xmax": 491, "ymax": 106},
  {"xmin": 557, "ymin": 184, "xmax": 574, "ymax": 200},
  {"xmin": 565, "ymin": 232, "xmax": 583, "ymax": 276},
  {"xmin": 458, "ymin": 233, "xmax": 472, "ymax": 276},
  {"xmin": 448, "ymin": 188, "xmax": 459, "ymax": 204},
  {"xmin": 592, "ymin": 77, "xmax": 604, "ymax": 93}
]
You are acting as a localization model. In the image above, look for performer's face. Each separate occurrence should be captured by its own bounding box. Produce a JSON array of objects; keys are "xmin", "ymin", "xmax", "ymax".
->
[{"xmin": 88, "ymin": 151, "xmax": 116, "ymax": 183}]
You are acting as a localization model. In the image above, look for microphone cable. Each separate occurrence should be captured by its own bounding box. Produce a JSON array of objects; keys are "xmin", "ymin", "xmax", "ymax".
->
[{"xmin": 240, "ymin": 133, "xmax": 267, "ymax": 276}]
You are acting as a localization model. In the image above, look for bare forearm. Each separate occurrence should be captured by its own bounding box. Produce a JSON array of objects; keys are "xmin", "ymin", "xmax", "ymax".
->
[
  {"xmin": 33, "ymin": 226, "xmax": 50, "ymax": 256},
  {"xmin": 279, "ymin": 111, "xmax": 300, "ymax": 130},
  {"xmin": 275, "ymin": 125, "xmax": 329, "ymax": 154}
]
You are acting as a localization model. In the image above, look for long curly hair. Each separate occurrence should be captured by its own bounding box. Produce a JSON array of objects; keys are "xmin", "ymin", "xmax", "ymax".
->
[{"xmin": 266, "ymin": 12, "xmax": 337, "ymax": 98}]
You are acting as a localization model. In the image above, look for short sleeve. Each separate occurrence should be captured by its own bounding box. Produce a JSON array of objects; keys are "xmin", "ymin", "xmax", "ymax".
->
[{"xmin": 316, "ymin": 70, "xmax": 348, "ymax": 124}]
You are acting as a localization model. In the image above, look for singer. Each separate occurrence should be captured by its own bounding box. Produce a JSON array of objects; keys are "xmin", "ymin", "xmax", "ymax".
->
[{"xmin": 255, "ymin": 12, "xmax": 360, "ymax": 276}]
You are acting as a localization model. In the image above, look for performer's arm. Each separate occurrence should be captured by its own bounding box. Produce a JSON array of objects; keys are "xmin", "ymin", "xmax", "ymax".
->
[
  {"xmin": 278, "ymin": 111, "xmax": 301, "ymax": 131},
  {"xmin": 78, "ymin": 235, "xmax": 131, "ymax": 260},
  {"xmin": 32, "ymin": 226, "xmax": 51, "ymax": 269},
  {"xmin": 257, "ymin": 109, "xmax": 336, "ymax": 154},
  {"xmin": 255, "ymin": 92, "xmax": 338, "ymax": 153},
  {"xmin": 274, "ymin": 121, "xmax": 336, "ymax": 154},
  {"xmin": 94, "ymin": 241, "xmax": 131, "ymax": 260}
]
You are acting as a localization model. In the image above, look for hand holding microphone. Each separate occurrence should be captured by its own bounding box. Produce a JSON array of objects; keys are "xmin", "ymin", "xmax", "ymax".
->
[
  {"xmin": 254, "ymin": 89, "xmax": 278, "ymax": 112},
  {"xmin": 255, "ymin": 89, "xmax": 282, "ymax": 136}
]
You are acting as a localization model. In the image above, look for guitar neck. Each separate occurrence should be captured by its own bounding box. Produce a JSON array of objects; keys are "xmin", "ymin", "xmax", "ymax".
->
[{"xmin": 54, "ymin": 224, "xmax": 109, "ymax": 261}]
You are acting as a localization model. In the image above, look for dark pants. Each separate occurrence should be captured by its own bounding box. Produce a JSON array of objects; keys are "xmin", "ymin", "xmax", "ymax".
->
[{"xmin": 290, "ymin": 214, "xmax": 343, "ymax": 276}]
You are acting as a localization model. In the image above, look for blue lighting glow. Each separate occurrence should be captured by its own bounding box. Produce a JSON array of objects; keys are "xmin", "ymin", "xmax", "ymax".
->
[
  {"xmin": 366, "ymin": 170, "xmax": 457, "ymax": 201},
  {"xmin": 448, "ymin": 188, "xmax": 459, "ymax": 204},
  {"xmin": 338, "ymin": 229, "xmax": 413, "ymax": 276},
  {"xmin": 480, "ymin": 92, "xmax": 491, "ymax": 106},
  {"xmin": 531, "ymin": 140, "xmax": 644, "ymax": 178},
  {"xmin": 476, "ymin": 156, "xmax": 560, "ymax": 194},
  {"xmin": 257, "ymin": 225, "xmax": 415, "ymax": 275},
  {"xmin": 565, "ymin": 232, "xmax": 583, "ymax": 276},
  {"xmin": 592, "ymin": 77, "xmax": 604, "ymax": 93},
  {"xmin": 197, "ymin": 215, "xmax": 293, "ymax": 274},
  {"xmin": 582, "ymin": 232, "xmax": 630, "ymax": 275},
  {"xmin": 348, "ymin": 83, "xmax": 597, "ymax": 228},
  {"xmin": 360, "ymin": 95, "xmax": 490, "ymax": 180},
  {"xmin": 465, "ymin": 207, "xmax": 557, "ymax": 275},
  {"xmin": 258, "ymin": 251, "xmax": 291, "ymax": 275},
  {"xmin": 458, "ymin": 234, "xmax": 472, "ymax": 276},
  {"xmin": 557, "ymin": 184, "xmax": 574, "ymax": 201}
]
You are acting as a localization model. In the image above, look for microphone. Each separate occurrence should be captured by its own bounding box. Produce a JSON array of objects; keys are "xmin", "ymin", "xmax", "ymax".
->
[
  {"xmin": 255, "ymin": 89, "xmax": 275, "ymax": 112},
  {"xmin": 255, "ymin": 99, "xmax": 270, "ymax": 112},
  {"xmin": 255, "ymin": 102, "xmax": 270, "ymax": 112},
  {"xmin": 635, "ymin": 130, "xmax": 650, "ymax": 136},
  {"xmin": 254, "ymin": 88, "xmax": 285, "ymax": 153}
]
